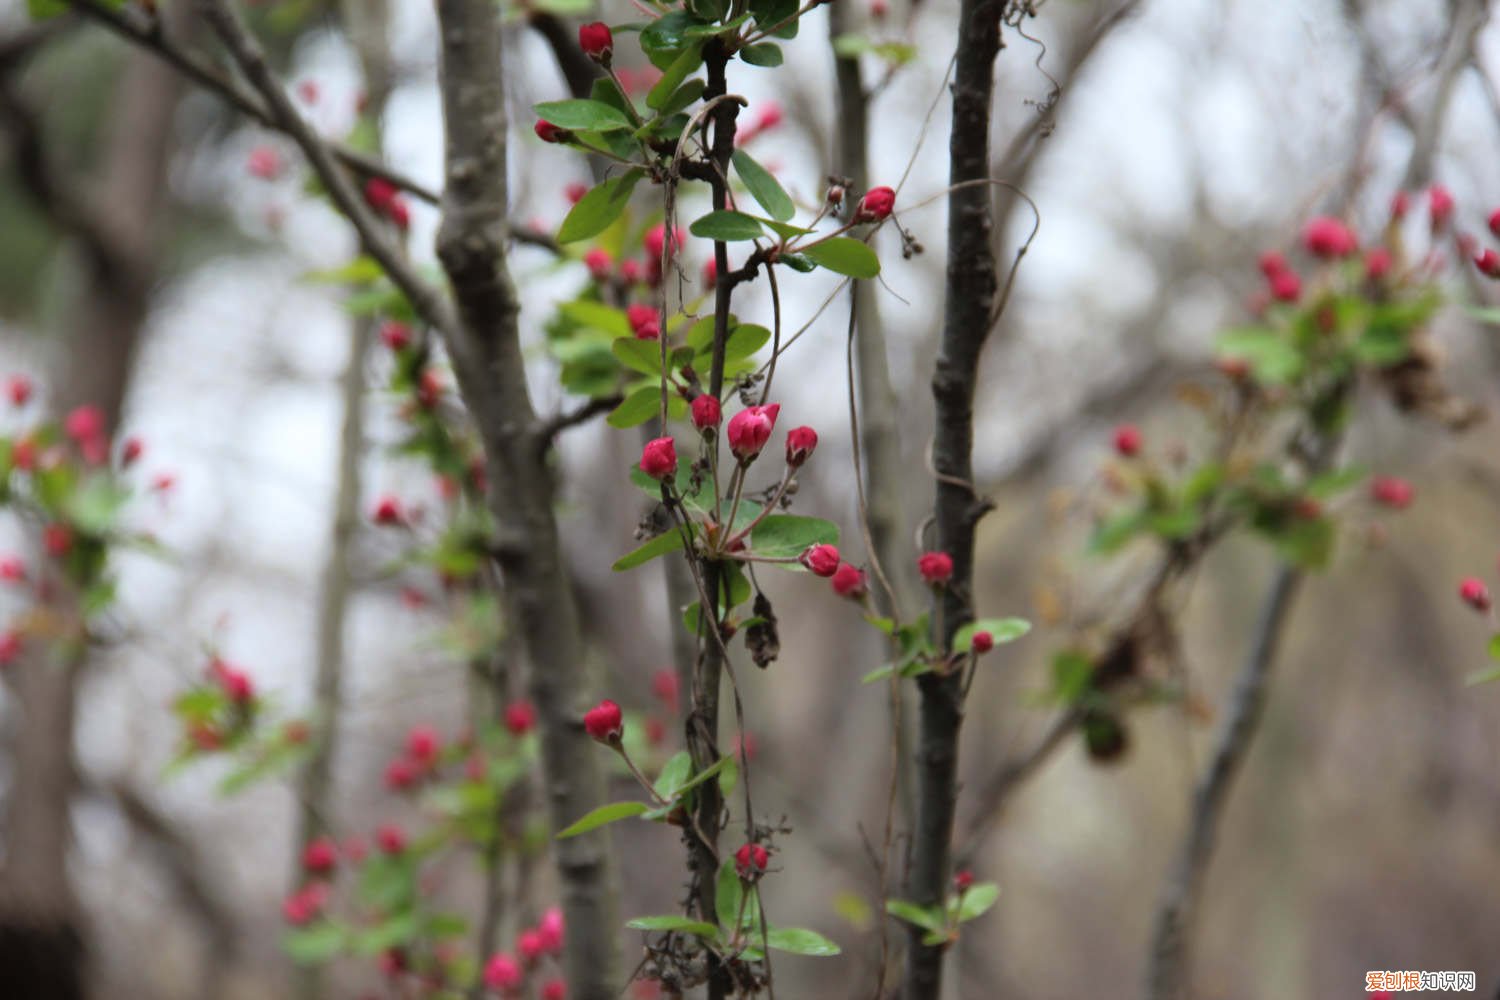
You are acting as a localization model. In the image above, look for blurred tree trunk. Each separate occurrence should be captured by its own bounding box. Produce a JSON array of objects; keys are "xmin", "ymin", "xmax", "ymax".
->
[{"xmin": 0, "ymin": 21, "xmax": 183, "ymax": 1000}]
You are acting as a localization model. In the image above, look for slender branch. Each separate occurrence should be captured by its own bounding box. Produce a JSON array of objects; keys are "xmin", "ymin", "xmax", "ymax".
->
[
  {"xmin": 65, "ymin": 0, "xmax": 440, "ymax": 204},
  {"xmin": 196, "ymin": 0, "xmax": 456, "ymax": 340},
  {"xmin": 537, "ymin": 393, "xmax": 624, "ymax": 448},
  {"xmin": 905, "ymin": 0, "xmax": 1005, "ymax": 995},
  {"xmin": 430, "ymin": 2, "xmax": 619, "ymax": 996},
  {"xmin": 1398, "ymin": 0, "xmax": 1488, "ymax": 190}
]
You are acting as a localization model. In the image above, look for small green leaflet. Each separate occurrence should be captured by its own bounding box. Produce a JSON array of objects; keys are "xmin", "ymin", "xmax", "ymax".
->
[
  {"xmin": 533, "ymin": 99, "xmax": 633, "ymax": 132},
  {"xmin": 731, "ymin": 149, "xmax": 795, "ymax": 222},
  {"xmin": 690, "ymin": 210, "xmax": 767, "ymax": 242},
  {"xmin": 556, "ymin": 800, "xmax": 650, "ymax": 838},
  {"xmin": 625, "ymin": 915, "xmax": 720, "ymax": 937},
  {"xmin": 801, "ymin": 237, "xmax": 880, "ymax": 278},
  {"xmin": 558, "ymin": 170, "xmax": 646, "ymax": 244}
]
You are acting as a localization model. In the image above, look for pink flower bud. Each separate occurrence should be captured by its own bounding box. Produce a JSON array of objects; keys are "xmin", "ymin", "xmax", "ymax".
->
[
  {"xmin": 831, "ymin": 563, "xmax": 867, "ymax": 599},
  {"xmin": 620, "ymin": 259, "xmax": 643, "ymax": 286},
  {"xmin": 247, "ymin": 145, "xmax": 283, "ymax": 181},
  {"xmin": 726, "ymin": 403, "xmax": 780, "ymax": 460},
  {"xmin": 1389, "ymin": 190, "xmax": 1409, "ymax": 221},
  {"xmin": 218, "ymin": 667, "xmax": 254, "ymax": 703},
  {"xmin": 1112, "ymin": 423, "xmax": 1142, "ymax": 457},
  {"xmin": 1370, "ymin": 475, "xmax": 1414, "ymax": 510},
  {"xmin": 301, "ymin": 836, "xmax": 339, "ymax": 874},
  {"xmin": 1489, "ymin": 208, "xmax": 1500, "ymax": 239},
  {"xmin": 640, "ymin": 437, "xmax": 676, "ymax": 480},
  {"xmin": 854, "ymin": 185, "xmax": 895, "ymax": 222},
  {"xmin": 121, "ymin": 436, "xmax": 144, "ymax": 467},
  {"xmin": 483, "ymin": 953, "xmax": 523, "ymax": 991},
  {"xmin": 1256, "ymin": 251, "xmax": 1287, "ymax": 279},
  {"xmin": 1364, "ymin": 247, "xmax": 1392, "ymax": 280},
  {"xmin": 535, "ymin": 119, "xmax": 567, "ymax": 144},
  {"xmin": 0, "ymin": 556, "xmax": 24, "ymax": 583},
  {"xmin": 372, "ymin": 495, "xmax": 404, "ymax": 526},
  {"xmin": 43, "ymin": 523, "xmax": 72, "ymax": 558},
  {"xmin": 386, "ymin": 195, "xmax": 410, "ymax": 231},
  {"xmin": 584, "ymin": 247, "xmax": 613, "ymax": 282},
  {"xmin": 537, "ymin": 907, "xmax": 564, "ymax": 952},
  {"xmin": 643, "ymin": 224, "xmax": 685, "ymax": 261},
  {"xmin": 578, "ymin": 21, "xmax": 613, "ymax": 62},
  {"xmin": 64, "ymin": 404, "xmax": 105, "ymax": 443},
  {"xmin": 1428, "ymin": 184, "xmax": 1454, "ymax": 231},
  {"xmin": 282, "ymin": 882, "xmax": 329, "ymax": 925},
  {"xmin": 1459, "ymin": 576, "xmax": 1491, "ymax": 612},
  {"xmin": 504, "ymin": 700, "xmax": 536, "ymax": 735},
  {"xmin": 376, "ymin": 823, "xmax": 406, "ymax": 854},
  {"xmin": 6, "ymin": 374, "xmax": 33, "ymax": 407},
  {"xmin": 364, "ymin": 177, "xmax": 398, "ymax": 213},
  {"xmin": 584, "ymin": 699, "xmax": 624, "ymax": 742},
  {"xmin": 691, "ymin": 395, "xmax": 722, "ymax": 430},
  {"xmin": 917, "ymin": 551, "xmax": 954, "ymax": 586},
  {"xmin": 542, "ymin": 979, "xmax": 567, "ymax": 1000},
  {"xmin": 1301, "ymin": 216, "xmax": 1358, "ymax": 258},
  {"xmin": 565, "ymin": 182, "xmax": 588, "ymax": 205},
  {"xmin": 384, "ymin": 756, "xmax": 420, "ymax": 790},
  {"xmin": 626, "ymin": 303, "xmax": 658, "ymax": 337},
  {"xmin": 800, "ymin": 543, "xmax": 840, "ymax": 577},
  {"xmin": 784, "ymin": 426, "xmax": 817, "ymax": 466},
  {"xmin": 406, "ymin": 725, "xmax": 441, "ymax": 766},
  {"xmin": 734, "ymin": 842, "xmax": 770, "ymax": 880},
  {"xmin": 1268, "ymin": 268, "xmax": 1301, "ymax": 302},
  {"xmin": 0, "ymin": 630, "xmax": 22, "ymax": 666},
  {"xmin": 518, "ymin": 928, "xmax": 547, "ymax": 962},
  {"xmin": 953, "ymin": 869, "xmax": 974, "ymax": 891},
  {"xmin": 380, "ymin": 320, "xmax": 412, "ymax": 351},
  {"xmin": 1475, "ymin": 248, "xmax": 1500, "ymax": 279},
  {"xmin": 702, "ymin": 258, "xmax": 717, "ymax": 288},
  {"xmin": 971, "ymin": 630, "xmax": 994, "ymax": 654},
  {"xmin": 651, "ymin": 669, "xmax": 679, "ymax": 712}
]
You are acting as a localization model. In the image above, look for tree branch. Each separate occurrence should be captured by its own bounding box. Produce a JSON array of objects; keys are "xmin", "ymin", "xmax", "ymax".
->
[
  {"xmin": 430, "ymin": 2, "xmax": 620, "ymax": 996},
  {"xmin": 66, "ymin": 0, "xmax": 440, "ymax": 205},
  {"xmin": 905, "ymin": 0, "xmax": 1004, "ymax": 996}
]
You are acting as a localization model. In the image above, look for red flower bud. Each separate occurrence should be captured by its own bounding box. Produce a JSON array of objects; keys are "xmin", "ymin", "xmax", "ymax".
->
[
  {"xmin": 1364, "ymin": 247, "xmax": 1392, "ymax": 280},
  {"xmin": 703, "ymin": 257, "xmax": 718, "ymax": 288},
  {"xmin": 121, "ymin": 436, "xmax": 144, "ymax": 467},
  {"xmin": 541, "ymin": 979, "xmax": 567, "ymax": 1000},
  {"xmin": 1490, "ymin": 208, "xmax": 1500, "ymax": 239},
  {"xmin": 734, "ymin": 842, "xmax": 770, "ymax": 880},
  {"xmin": 384, "ymin": 756, "xmax": 420, "ymax": 790},
  {"xmin": 971, "ymin": 631, "xmax": 994, "ymax": 654},
  {"xmin": 505, "ymin": 700, "xmax": 536, "ymax": 735},
  {"xmin": 620, "ymin": 259, "xmax": 643, "ymax": 285},
  {"xmin": 380, "ymin": 320, "xmax": 412, "ymax": 352},
  {"xmin": 953, "ymin": 869, "xmax": 975, "ymax": 891},
  {"xmin": 1256, "ymin": 251, "xmax": 1287, "ymax": 279},
  {"xmin": 831, "ymin": 563, "xmax": 867, "ymax": 599},
  {"xmin": 372, "ymin": 495, "xmax": 404, "ymax": 526},
  {"xmin": 585, "ymin": 247, "xmax": 613, "ymax": 282},
  {"xmin": 1370, "ymin": 475, "xmax": 1414, "ymax": 510},
  {"xmin": 301, "ymin": 836, "xmax": 339, "ymax": 874},
  {"xmin": 626, "ymin": 303, "xmax": 658, "ymax": 337},
  {"xmin": 0, "ymin": 556, "xmax": 25, "ymax": 583},
  {"xmin": 784, "ymin": 425, "xmax": 817, "ymax": 466},
  {"xmin": 64, "ymin": 404, "xmax": 105, "ymax": 443},
  {"xmin": 1268, "ymin": 268, "xmax": 1301, "ymax": 303},
  {"xmin": 537, "ymin": 908, "xmax": 564, "ymax": 952},
  {"xmin": 1112, "ymin": 423, "xmax": 1142, "ymax": 457},
  {"xmin": 483, "ymin": 953, "xmax": 523, "ymax": 991},
  {"xmin": 643, "ymin": 224, "xmax": 685, "ymax": 261},
  {"xmin": 1428, "ymin": 184, "xmax": 1454, "ymax": 231},
  {"xmin": 1301, "ymin": 216, "xmax": 1358, "ymax": 258},
  {"xmin": 376, "ymin": 823, "xmax": 407, "ymax": 854},
  {"xmin": 917, "ymin": 551, "xmax": 954, "ymax": 586},
  {"xmin": 364, "ymin": 177, "xmax": 398, "ymax": 213},
  {"xmin": 217, "ymin": 666, "xmax": 254, "ymax": 703},
  {"xmin": 583, "ymin": 699, "xmax": 624, "ymax": 743},
  {"xmin": 640, "ymin": 436, "xmax": 677, "ymax": 480},
  {"xmin": 406, "ymin": 725, "xmax": 441, "ymax": 765},
  {"xmin": 799, "ymin": 543, "xmax": 840, "ymax": 577},
  {"xmin": 0, "ymin": 630, "xmax": 23, "ymax": 666},
  {"xmin": 854, "ymin": 185, "xmax": 895, "ymax": 222},
  {"xmin": 652, "ymin": 668, "xmax": 679, "ymax": 712},
  {"xmin": 578, "ymin": 21, "xmax": 613, "ymax": 62},
  {"xmin": 281, "ymin": 882, "xmax": 329, "ymax": 925},
  {"xmin": 535, "ymin": 119, "xmax": 568, "ymax": 144},
  {"xmin": 43, "ymin": 523, "xmax": 72, "ymax": 558},
  {"xmin": 1389, "ymin": 190, "xmax": 1409, "ymax": 220},
  {"xmin": 726, "ymin": 403, "xmax": 780, "ymax": 460},
  {"xmin": 518, "ymin": 928, "xmax": 547, "ymax": 962},
  {"xmin": 691, "ymin": 395, "xmax": 722, "ymax": 430},
  {"xmin": 1459, "ymin": 576, "xmax": 1491, "ymax": 612},
  {"xmin": 6, "ymin": 374, "xmax": 32, "ymax": 407},
  {"xmin": 387, "ymin": 196, "xmax": 411, "ymax": 231},
  {"xmin": 565, "ymin": 182, "xmax": 588, "ymax": 205},
  {"xmin": 1475, "ymin": 248, "xmax": 1500, "ymax": 279}
]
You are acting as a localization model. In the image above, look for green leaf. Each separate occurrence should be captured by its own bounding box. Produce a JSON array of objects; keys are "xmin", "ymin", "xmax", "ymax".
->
[
  {"xmin": 556, "ymin": 800, "xmax": 650, "ymax": 838},
  {"xmin": 1089, "ymin": 507, "xmax": 1147, "ymax": 555},
  {"xmin": 801, "ymin": 237, "xmax": 880, "ymax": 278},
  {"xmin": 779, "ymin": 251, "xmax": 816, "ymax": 272},
  {"xmin": 558, "ymin": 170, "xmax": 646, "ymax": 244},
  {"xmin": 861, "ymin": 663, "xmax": 896, "ymax": 684},
  {"xmin": 608, "ymin": 386, "xmax": 663, "ymax": 429},
  {"xmin": 1049, "ymin": 651, "xmax": 1093, "ymax": 704},
  {"xmin": 955, "ymin": 882, "xmax": 1000, "ymax": 922},
  {"xmin": 303, "ymin": 256, "xmax": 386, "ymax": 285},
  {"xmin": 65, "ymin": 476, "xmax": 130, "ymax": 535},
  {"xmin": 1465, "ymin": 305, "xmax": 1500, "ymax": 326},
  {"xmin": 690, "ymin": 210, "xmax": 767, "ymax": 242},
  {"xmin": 640, "ymin": 12, "xmax": 699, "ymax": 66},
  {"xmin": 351, "ymin": 912, "xmax": 420, "ymax": 955},
  {"xmin": 1490, "ymin": 633, "xmax": 1500, "ymax": 662},
  {"xmin": 612, "ymin": 528, "xmax": 687, "ymax": 571},
  {"xmin": 732, "ymin": 149, "xmax": 794, "ymax": 222},
  {"xmin": 670, "ymin": 754, "xmax": 734, "ymax": 800},
  {"xmin": 764, "ymin": 926, "xmax": 841, "ymax": 956},
  {"xmin": 612, "ymin": 336, "xmax": 667, "ymax": 377},
  {"xmin": 26, "ymin": 0, "xmax": 69, "ymax": 19},
  {"xmin": 762, "ymin": 219, "xmax": 814, "ymax": 240},
  {"xmin": 560, "ymin": 300, "xmax": 632, "ymax": 338},
  {"xmin": 885, "ymin": 899, "xmax": 944, "ymax": 933},
  {"xmin": 656, "ymin": 79, "xmax": 707, "ymax": 118},
  {"xmin": 740, "ymin": 42, "xmax": 784, "ymax": 67},
  {"xmin": 952, "ymin": 617, "xmax": 1031, "ymax": 654},
  {"xmin": 283, "ymin": 923, "xmax": 347, "ymax": 965},
  {"xmin": 647, "ymin": 43, "xmax": 705, "ymax": 110},
  {"xmin": 533, "ymin": 98, "xmax": 634, "ymax": 132},
  {"xmin": 1305, "ymin": 466, "xmax": 1365, "ymax": 500},
  {"xmin": 750, "ymin": 0, "xmax": 800, "ymax": 38},
  {"xmin": 653, "ymin": 751, "xmax": 694, "ymax": 800},
  {"xmin": 716, "ymin": 858, "xmax": 745, "ymax": 929},
  {"xmin": 750, "ymin": 515, "xmax": 839, "ymax": 559},
  {"xmin": 832, "ymin": 34, "xmax": 871, "ymax": 57},
  {"xmin": 1217, "ymin": 327, "xmax": 1303, "ymax": 384},
  {"xmin": 625, "ymin": 915, "xmax": 721, "ymax": 937}
]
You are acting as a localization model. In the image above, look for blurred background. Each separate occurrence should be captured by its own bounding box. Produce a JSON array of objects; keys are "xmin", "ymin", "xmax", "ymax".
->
[{"xmin": 1, "ymin": 0, "xmax": 1499, "ymax": 997}]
